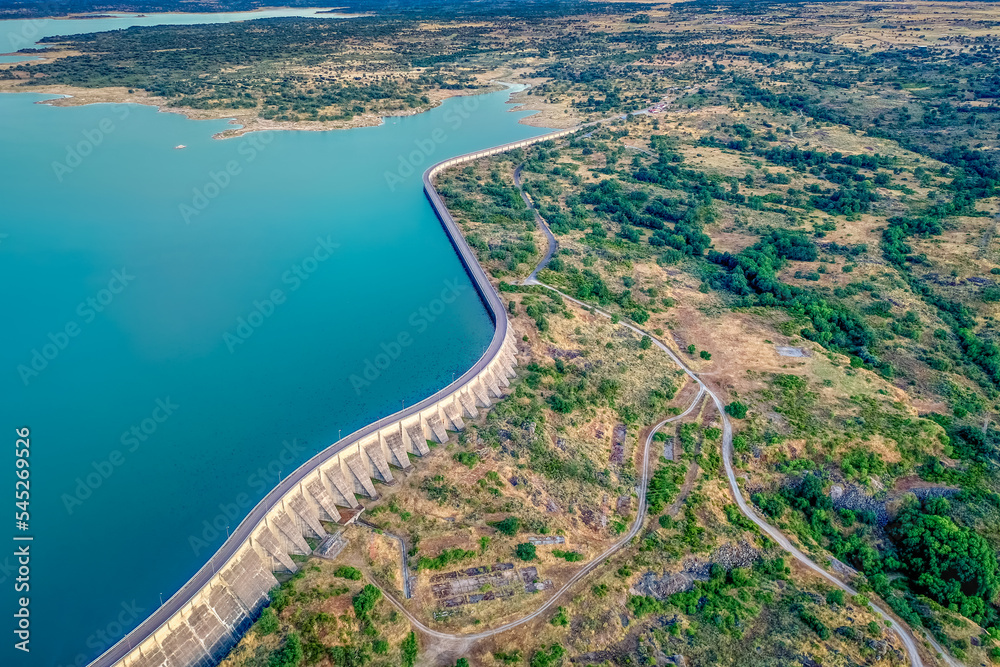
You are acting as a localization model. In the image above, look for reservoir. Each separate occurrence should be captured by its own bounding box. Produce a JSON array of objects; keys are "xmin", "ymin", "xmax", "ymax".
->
[
  {"xmin": 0, "ymin": 8, "xmax": 353, "ymax": 62},
  {"xmin": 0, "ymin": 36, "xmax": 548, "ymax": 665}
]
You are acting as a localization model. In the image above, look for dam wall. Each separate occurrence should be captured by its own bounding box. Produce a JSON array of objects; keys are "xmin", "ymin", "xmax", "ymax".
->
[{"xmin": 89, "ymin": 124, "xmax": 580, "ymax": 667}]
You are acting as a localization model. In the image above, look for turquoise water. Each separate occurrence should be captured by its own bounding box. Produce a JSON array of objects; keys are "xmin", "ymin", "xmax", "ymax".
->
[
  {"xmin": 0, "ymin": 86, "xmax": 546, "ymax": 666},
  {"xmin": 0, "ymin": 8, "xmax": 347, "ymax": 59}
]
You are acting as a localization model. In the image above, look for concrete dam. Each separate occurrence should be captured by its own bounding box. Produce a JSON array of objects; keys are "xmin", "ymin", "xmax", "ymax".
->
[{"xmin": 87, "ymin": 126, "xmax": 577, "ymax": 667}]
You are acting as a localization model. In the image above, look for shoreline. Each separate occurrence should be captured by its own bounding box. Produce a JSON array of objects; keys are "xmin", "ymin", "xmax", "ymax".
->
[
  {"xmin": 83, "ymin": 127, "xmax": 573, "ymax": 667},
  {"xmin": 50, "ymin": 8, "xmax": 359, "ymax": 20},
  {"xmin": 0, "ymin": 64, "xmax": 582, "ymax": 138},
  {"xmin": 0, "ymin": 7, "xmax": 364, "ymax": 22},
  {"xmin": 0, "ymin": 80, "xmax": 561, "ymax": 139}
]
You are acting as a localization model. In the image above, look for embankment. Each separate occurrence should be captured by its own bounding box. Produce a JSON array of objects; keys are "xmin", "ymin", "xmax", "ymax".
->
[{"xmin": 86, "ymin": 126, "xmax": 576, "ymax": 667}]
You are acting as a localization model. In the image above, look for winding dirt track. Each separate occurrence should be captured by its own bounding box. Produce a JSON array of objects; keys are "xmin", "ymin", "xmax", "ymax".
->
[
  {"xmin": 511, "ymin": 165, "xmax": 956, "ymax": 667},
  {"xmin": 371, "ymin": 385, "xmax": 706, "ymax": 641},
  {"xmin": 372, "ymin": 154, "xmax": 959, "ymax": 667}
]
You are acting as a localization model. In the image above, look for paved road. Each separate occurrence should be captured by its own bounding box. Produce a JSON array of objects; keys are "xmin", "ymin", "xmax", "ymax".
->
[
  {"xmin": 513, "ymin": 163, "xmax": 556, "ymax": 285},
  {"xmin": 512, "ymin": 165, "xmax": 955, "ymax": 667}
]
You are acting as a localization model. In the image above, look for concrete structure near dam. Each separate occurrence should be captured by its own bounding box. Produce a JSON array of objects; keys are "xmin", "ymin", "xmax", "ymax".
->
[{"xmin": 87, "ymin": 125, "xmax": 579, "ymax": 667}]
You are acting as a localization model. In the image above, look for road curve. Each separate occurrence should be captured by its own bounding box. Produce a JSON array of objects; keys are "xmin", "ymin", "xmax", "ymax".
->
[
  {"xmin": 513, "ymin": 163, "xmax": 557, "ymax": 285},
  {"xmin": 369, "ymin": 385, "xmax": 707, "ymax": 640},
  {"xmin": 512, "ymin": 165, "xmax": 954, "ymax": 667},
  {"xmin": 358, "ymin": 520, "xmax": 412, "ymax": 599}
]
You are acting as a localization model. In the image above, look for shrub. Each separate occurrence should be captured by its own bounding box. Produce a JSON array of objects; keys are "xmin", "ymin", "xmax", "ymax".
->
[
  {"xmin": 647, "ymin": 463, "xmax": 683, "ymax": 514},
  {"xmin": 269, "ymin": 585, "xmax": 291, "ymax": 612},
  {"xmin": 268, "ymin": 632, "xmax": 303, "ymax": 667},
  {"xmin": 799, "ymin": 608, "xmax": 830, "ymax": 639},
  {"xmin": 530, "ymin": 644, "xmax": 566, "ymax": 667},
  {"xmin": 453, "ymin": 451, "xmax": 480, "ymax": 468},
  {"xmin": 826, "ymin": 589, "xmax": 845, "ymax": 606},
  {"xmin": 700, "ymin": 350, "xmax": 712, "ymax": 360},
  {"xmin": 417, "ymin": 548, "xmax": 476, "ymax": 571},
  {"xmin": 255, "ymin": 607, "xmax": 279, "ymax": 635},
  {"xmin": 516, "ymin": 542, "xmax": 537, "ymax": 561},
  {"xmin": 333, "ymin": 566, "xmax": 362, "ymax": 581},
  {"xmin": 628, "ymin": 595, "xmax": 665, "ymax": 617},
  {"xmin": 401, "ymin": 631, "xmax": 419, "ymax": 667},
  {"xmin": 751, "ymin": 492, "xmax": 787, "ymax": 518},
  {"xmin": 494, "ymin": 650, "xmax": 522, "ymax": 664},
  {"xmin": 493, "ymin": 516, "xmax": 520, "ymax": 536},
  {"xmin": 725, "ymin": 401, "xmax": 748, "ymax": 419},
  {"xmin": 352, "ymin": 584, "xmax": 382, "ymax": 621},
  {"xmin": 552, "ymin": 549, "xmax": 584, "ymax": 562}
]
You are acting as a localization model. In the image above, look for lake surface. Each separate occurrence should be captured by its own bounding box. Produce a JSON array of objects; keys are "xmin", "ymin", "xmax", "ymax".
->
[
  {"xmin": 0, "ymin": 80, "xmax": 547, "ymax": 665},
  {"xmin": 0, "ymin": 8, "xmax": 348, "ymax": 60}
]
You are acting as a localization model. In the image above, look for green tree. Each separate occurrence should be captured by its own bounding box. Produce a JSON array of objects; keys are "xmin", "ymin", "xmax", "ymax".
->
[
  {"xmin": 401, "ymin": 631, "xmax": 419, "ymax": 667},
  {"xmin": 255, "ymin": 607, "xmax": 279, "ymax": 635},
  {"xmin": 891, "ymin": 497, "xmax": 999, "ymax": 622},
  {"xmin": 269, "ymin": 585, "xmax": 291, "ymax": 612},
  {"xmin": 352, "ymin": 584, "xmax": 382, "ymax": 622},
  {"xmin": 725, "ymin": 401, "xmax": 748, "ymax": 419},
  {"xmin": 268, "ymin": 632, "xmax": 303, "ymax": 667},
  {"xmin": 516, "ymin": 542, "xmax": 537, "ymax": 561},
  {"xmin": 333, "ymin": 566, "xmax": 362, "ymax": 580},
  {"xmin": 530, "ymin": 644, "xmax": 566, "ymax": 667},
  {"xmin": 493, "ymin": 516, "xmax": 520, "ymax": 536}
]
